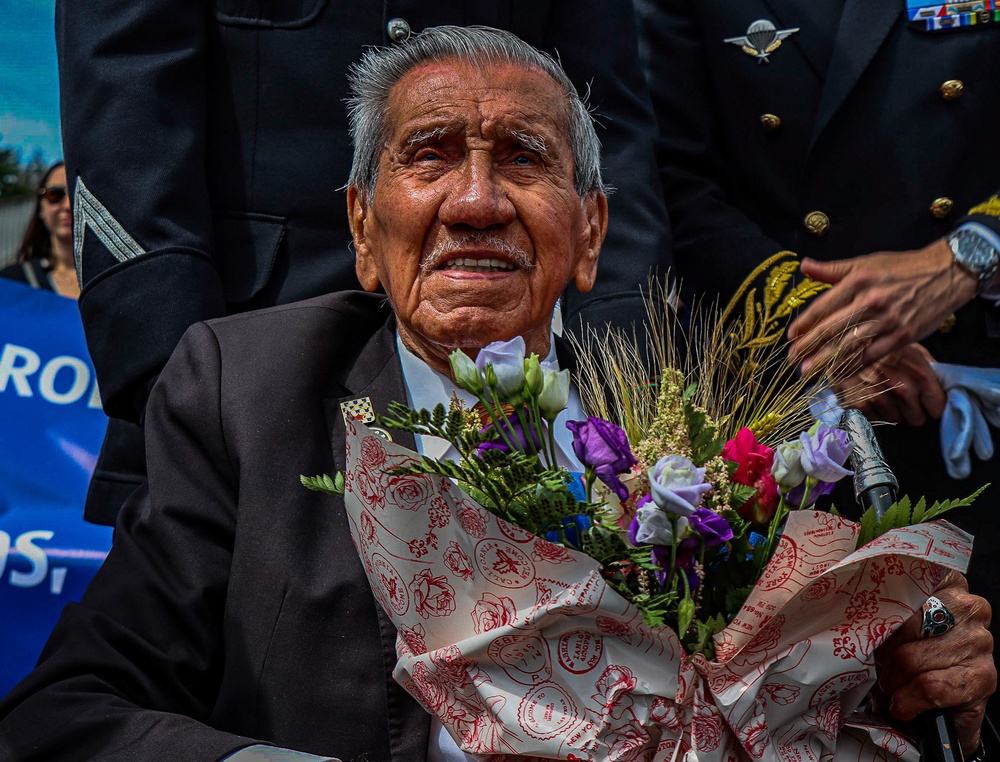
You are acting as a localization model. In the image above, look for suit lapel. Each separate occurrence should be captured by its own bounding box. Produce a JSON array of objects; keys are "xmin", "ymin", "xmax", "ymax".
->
[
  {"xmin": 811, "ymin": 0, "xmax": 900, "ymax": 147},
  {"xmin": 322, "ymin": 318, "xmax": 428, "ymax": 761},
  {"xmin": 759, "ymin": 0, "xmax": 835, "ymax": 77},
  {"xmin": 324, "ymin": 317, "xmax": 416, "ymax": 473}
]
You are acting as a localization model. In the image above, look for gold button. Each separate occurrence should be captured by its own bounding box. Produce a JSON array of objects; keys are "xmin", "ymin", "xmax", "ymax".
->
[
  {"xmin": 760, "ymin": 113, "xmax": 781, "ymax": 131},
  {"xmin": 804, "ymin": 211, "xmax": 830, "ymax": 237},
  {"xmin": 940, "ymin": 80, "xmax": 964, "ymax": 100},
  {"xmin": 930, "ymin": 197, "xmax": 954, "ymax": 219}
]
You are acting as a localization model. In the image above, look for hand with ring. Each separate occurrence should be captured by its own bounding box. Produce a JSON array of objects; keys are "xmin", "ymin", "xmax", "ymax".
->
[{"xmin": 874, "ymin": 571, "xmax": 995, "ymax": 756}]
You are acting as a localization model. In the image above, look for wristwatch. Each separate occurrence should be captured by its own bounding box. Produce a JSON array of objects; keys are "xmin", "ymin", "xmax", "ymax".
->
[{"xmin": 947, "ymin": 224, "xmax": 1000, "ymax": 295}]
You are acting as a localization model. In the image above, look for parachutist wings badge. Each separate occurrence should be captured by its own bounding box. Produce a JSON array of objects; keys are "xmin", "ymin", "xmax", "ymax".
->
[{"xmin": 724, "ymin": 19, "xmax": 799, "ymax": 63}]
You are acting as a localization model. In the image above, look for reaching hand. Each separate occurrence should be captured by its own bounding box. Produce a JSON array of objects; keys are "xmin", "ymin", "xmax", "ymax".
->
[
  {"xmin": 787, "ymin": 241, "xmax": 978, "ymax": 376},
  {"xmin": 874, "ymin": 571, "xmax": 995, "ymax": 757},
  {"xmin": 832, "ymin": 344, "xmax": 946, "ymax": 427}
]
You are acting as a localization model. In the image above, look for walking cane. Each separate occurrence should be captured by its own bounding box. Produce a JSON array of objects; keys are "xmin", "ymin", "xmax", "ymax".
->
[{"xmin": 839, "ymin": 409, "xmax": 964, "ymax": 762}]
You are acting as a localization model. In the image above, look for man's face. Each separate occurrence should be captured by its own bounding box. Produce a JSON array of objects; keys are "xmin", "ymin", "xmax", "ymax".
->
[{"xmin": 349, "ymin": 59, "xmax": 607, "ymax": 371}]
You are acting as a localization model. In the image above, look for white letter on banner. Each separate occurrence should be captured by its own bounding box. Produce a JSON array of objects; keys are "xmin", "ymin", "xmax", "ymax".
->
[
  {"xmin": 39, "ymin": 356, "xmax": 90, "ymax": 405},
  {"xmin": 88, "ymin": 378, "xmax": 103, "ymax": 409},
  {"xmin": 0, "ymin": 344, "xmax": 41, "ymax": 396},
  {"xmin": 0, "ymin": 531, "xmax": 9, "ymax": 578},
  {"xmin": 9, "ymin": 531, "xmax": 53, "ymax": 588}
]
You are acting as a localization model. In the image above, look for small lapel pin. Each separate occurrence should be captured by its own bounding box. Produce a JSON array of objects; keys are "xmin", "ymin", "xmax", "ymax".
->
[
  {"xmin": 341, "ymin": 396, "xmax": 376, "ymax": 425},
  {"xmin": 724, "ymin": 19, "xmax": 799, "ymax": 63}
]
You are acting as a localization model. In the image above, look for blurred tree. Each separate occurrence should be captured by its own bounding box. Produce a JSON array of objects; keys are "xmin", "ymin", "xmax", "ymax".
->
[{"xmin": 0, "ymin": 146, "xmax": 47, "ymax": 203}]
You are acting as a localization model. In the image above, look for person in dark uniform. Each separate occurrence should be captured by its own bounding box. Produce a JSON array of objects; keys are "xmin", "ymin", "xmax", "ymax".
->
[
  {"xmin": 58, "ymin": 2, "xmax": 672, "ymax": 526},
  {"xmin": 635, "ymin": 0, "xmax": 1000, "ymax": 720}
]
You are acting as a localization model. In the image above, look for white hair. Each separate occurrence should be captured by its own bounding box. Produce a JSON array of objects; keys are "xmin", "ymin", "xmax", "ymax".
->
[{"xmin": 346, "ymin": 25, "xmax": 606, "ymax": 202}]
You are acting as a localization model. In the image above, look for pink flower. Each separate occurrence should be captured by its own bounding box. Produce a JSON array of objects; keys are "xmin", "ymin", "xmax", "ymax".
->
[
  {"xmin": 409, "ymin": 569, "xmax": 456, "ymax": 619},
  {"xmin": 722, "ymin": 427, "xmax": 780, "ymax": 525},
  {"xmin": 471, "ymin": 592, "xmax": 517, "ymax": 634},
  {"xmin": 443, "ymin": 542, "xmax": 475, "ymax": 581}
]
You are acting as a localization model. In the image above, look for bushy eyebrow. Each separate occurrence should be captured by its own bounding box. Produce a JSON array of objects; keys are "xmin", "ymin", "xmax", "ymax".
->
[
  {"xmin": 405, "ymin": 126, "xmax": 455, "ymax": 147},
  {"xmin": 509, "ymin": 130, "xmax": 548, "ymax": 155}
]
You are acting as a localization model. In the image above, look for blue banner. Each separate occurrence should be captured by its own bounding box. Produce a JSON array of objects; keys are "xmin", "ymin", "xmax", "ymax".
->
[{"xmin": 0, "ymin": 279, "xmax": 112, "ymax": 696}]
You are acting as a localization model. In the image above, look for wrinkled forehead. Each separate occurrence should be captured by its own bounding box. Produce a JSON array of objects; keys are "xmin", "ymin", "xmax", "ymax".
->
[{"xmin": 382, "ymin": 58, "xmax": 572, "ymax": 146}]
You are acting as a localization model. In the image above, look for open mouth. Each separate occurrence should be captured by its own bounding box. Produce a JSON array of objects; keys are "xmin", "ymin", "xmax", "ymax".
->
[{"xmin": 439, "ymin": 257, "xmax": 518, "ymax": 273}]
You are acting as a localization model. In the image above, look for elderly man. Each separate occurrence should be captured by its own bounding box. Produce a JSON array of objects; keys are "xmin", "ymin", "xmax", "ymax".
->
[{"xmin": 0, "ymin": 26, "xmax": 993, "ymax": 762}]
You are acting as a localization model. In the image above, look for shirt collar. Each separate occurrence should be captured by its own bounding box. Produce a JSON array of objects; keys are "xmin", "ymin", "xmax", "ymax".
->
[{"xmin": 395, "ymin": 333, "xmax": 584, "ymax": 469}]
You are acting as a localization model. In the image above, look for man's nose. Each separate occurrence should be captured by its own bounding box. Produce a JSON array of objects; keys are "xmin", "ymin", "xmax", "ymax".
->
[{"xmin": 438, "ymin": 152, "xmax": 515, "ymax": 229}]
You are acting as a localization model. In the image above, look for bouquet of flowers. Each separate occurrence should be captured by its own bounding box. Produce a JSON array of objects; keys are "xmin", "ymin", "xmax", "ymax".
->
[{"xmin": 305, "ymin": 254, "xmax": 982, "ymax": 760}]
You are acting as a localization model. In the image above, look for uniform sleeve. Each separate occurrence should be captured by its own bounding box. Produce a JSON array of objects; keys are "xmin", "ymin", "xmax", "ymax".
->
[
  {"xmin": 0, "ymin": 323, "xmax": 250, "ymax": 761},
  {"xmin": 57, "ymin": 0, "xmax": 226, "ymax": 423},
  {"xmin": 959, "ymin": 193, "xmax": 1000, "ymax": 241},
  {"xmin": 634, "ymin": 0, "xmax": 785, "ymax": 306},
  {"xmin": 547, "ymin": 0, "xmax": 674, "ymax": 334}
]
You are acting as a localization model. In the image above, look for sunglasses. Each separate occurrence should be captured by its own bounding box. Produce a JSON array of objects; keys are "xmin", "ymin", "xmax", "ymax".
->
[{"xmin": 39, "ymin": 185, "xmax": 68, "ymax": 204}]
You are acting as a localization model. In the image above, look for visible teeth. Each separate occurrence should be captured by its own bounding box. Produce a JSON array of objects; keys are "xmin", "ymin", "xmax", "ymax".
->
[{"xmin": 443, "ymin": 258, "xmax": 516, "ymax": 272}]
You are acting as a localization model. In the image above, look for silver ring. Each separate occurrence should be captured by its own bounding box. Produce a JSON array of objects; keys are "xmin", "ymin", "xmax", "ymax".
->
[{"xmin": 920, "ymin": 595, "xmax": 956, "ymax": 638}]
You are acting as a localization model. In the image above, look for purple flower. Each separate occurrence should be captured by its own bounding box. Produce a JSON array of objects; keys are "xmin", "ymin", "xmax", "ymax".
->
[
  {"xmin": 476, "ymin": 337, "xmax": 526, "ymax": 398},
  {"xmin": 643, "ymin": 507, "xmax": 732, "ymax": 591},
  {"xmin": 566, "ymin": 416, "xmax": 637, "ymax": 501},
  {"xmin": 629, "ymin": 494, "xmax": 678, "ymax": 546},
  {"xmin": 647, "ymin": 454, "xmax": 712, "ymax": 517},
  {"xmin": 681, "ymin": 508, "xmax": 734, "ymax": 551},
  {"xmin": 799, "ymin": 423, "xmax": 853, "ymax": 483},
  {"xmin": 785, "ymin": 478, "xmax": 836, "ymax": 508}
]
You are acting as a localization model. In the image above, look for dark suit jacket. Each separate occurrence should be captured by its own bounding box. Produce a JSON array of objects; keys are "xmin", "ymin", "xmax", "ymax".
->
[
  {"xmin": 0, "ymin": 292, "xmax": 431, "ymax": 761},
  {"xmin": 637, "ymin": 0, "xmax": 1000, "ymax": 719},
  {"xmin": 63, "ymin": 1, "xmax": 672, "ymax": 525}
]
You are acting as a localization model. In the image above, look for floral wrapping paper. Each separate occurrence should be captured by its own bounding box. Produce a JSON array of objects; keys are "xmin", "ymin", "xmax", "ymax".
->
[{"xmin": 342, "ymin": 421, "xmax": 973, "ymax": 761}]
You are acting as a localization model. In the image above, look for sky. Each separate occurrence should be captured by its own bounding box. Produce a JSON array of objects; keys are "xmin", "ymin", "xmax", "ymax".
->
[{"xmin": 0, "ymin": 0, "xmax": 62, "ymax": 164}]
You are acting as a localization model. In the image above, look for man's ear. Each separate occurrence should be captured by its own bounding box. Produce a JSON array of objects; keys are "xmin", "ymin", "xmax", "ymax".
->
[
  {"xmin": 572, "ymin": 191, "xmax": 609, "ymax": 293},
  {"xmin": 348, "ymin": 185, "xmax": 380, "ymax": 292}
]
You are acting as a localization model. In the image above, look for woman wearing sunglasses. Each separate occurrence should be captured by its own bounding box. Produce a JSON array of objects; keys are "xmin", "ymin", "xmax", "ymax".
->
[{"xmin": 1, "ymin": 161, "xmax": 79, "ymax": 299}]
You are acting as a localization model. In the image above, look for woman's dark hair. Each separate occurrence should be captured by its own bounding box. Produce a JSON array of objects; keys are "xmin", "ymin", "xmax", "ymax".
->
[{"xmin": 16, "ymin": 160, "xmax": 66, "ymax": 264}]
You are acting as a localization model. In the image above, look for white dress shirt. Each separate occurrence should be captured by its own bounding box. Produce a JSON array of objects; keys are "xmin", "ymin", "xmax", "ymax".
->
[{"xmin": 396, "ymin": 334, "xmax": 584, "ymax": 762}]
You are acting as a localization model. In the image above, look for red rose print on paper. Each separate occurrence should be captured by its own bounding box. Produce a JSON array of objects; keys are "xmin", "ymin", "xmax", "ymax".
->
[
  {"xmin": 385, "ymin": 473, "xmax": 435, "ymax": 511},
  {"xmin": 604, "ymin": 720, "xmax": 650, "ymax": 762},
  {"xmin": 800, "ymin": 575, "xmax": 833, "ymax": 602},
  {"xmin": 762, "ymin": 682, "xmax": 799, "ymax": 706},
  {"xmin": 532, "ymin": 539, "xmax": 572, "ymax": 564},
  {"xmin": 472, "ymin": 592, "xmax": 518, "ymax": 634},
  {"xmin": 409, "ymin": 569, "xmax": 456, "ymax": 619},
  {"xmin": 359, "ymin": 512, "xmax": 378, "ymax": 546},
  {"xmin": 740, "ymin": 714, "xmax": 770, "ymax": 759},
  {"xmin": 443, "ymin": 541, "xmax": 475, "ymax": 581},
  {"xmin": 398, "ymin": 623, "xmax": 428, "ymax": 657},
  {"xmin": 457, "ymin": 502, "xmax": 489, "ymax": 539},
  {"xmin": 592, "ymin": 665, "xmax": 637, "ymax": 720},
  {"xmin": 596, "ymin": 616, "xmax": 633, "ymax": 639},
  {"xmin": 693, "ymin": 703, "xmax": 723, "ymax": 752},
  {"xmin": 360, "ymin": 435, "xmax": 387, "ymax": 467},
  {"xmin": 353, "ymin": 463, "xmax": 385, "ymax": 511}
]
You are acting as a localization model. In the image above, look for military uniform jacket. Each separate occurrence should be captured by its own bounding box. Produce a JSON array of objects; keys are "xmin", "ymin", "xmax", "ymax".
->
[
  {"xmin": 636, "ymin": 1, "xmax": 1000, "ymax": 715},
  {"xmin": 638, "ymin": 0, "xmax": 1000, "ymax": 349},
  {"xmin": 0, "ymin": 292, "xmax": 437, "ymax": 761}
]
